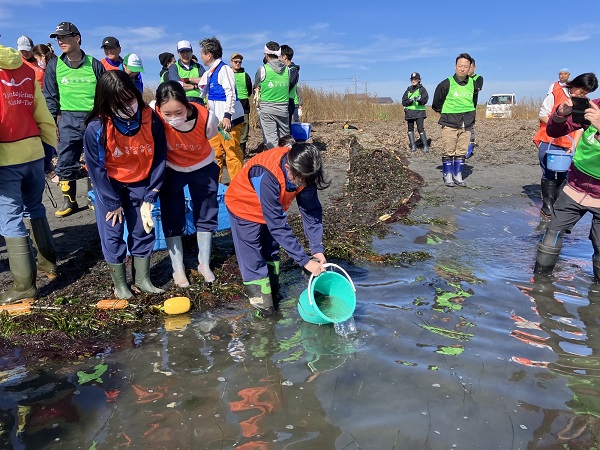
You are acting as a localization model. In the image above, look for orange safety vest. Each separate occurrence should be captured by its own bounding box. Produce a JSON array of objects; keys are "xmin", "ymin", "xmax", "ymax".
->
[
  {"xmin": 533, "ymin": 84, "xmax": 576, "ymax": 148},
  {"xmin": 21, "ymin": 57, "xmax": 44, "ymax": 88},
  {"xmin": 104, "ymin": 106, "xmax": 155, "ymax": 183},
  {"xmin": 225, "ymin": 146, "xmax": 304, "ymax": 224},
  {"xmin": 0, "ymin": 64, "xmax": 40, "ymax": 143},
  {"xmin": 159, "ymin": 103, "xmax": 213, "ymax": 167}
]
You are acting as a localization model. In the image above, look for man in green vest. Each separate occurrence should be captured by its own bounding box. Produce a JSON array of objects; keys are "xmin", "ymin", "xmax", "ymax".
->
[
  {"xmin": 168, "ymin": 40, "xmax": 205, "ymax": 104},
  {"xmin": 279, "ymin": 44, "xmax": 301, "ymax": 124},
  {"xmin": 230, "ymin": 52, "xmax": 253, "ymax": 155},
  {"xmin": 43, "ymin": 21, "xmax": 105, "ymax": 217},
  {"xmin": 432, "ymin": 53, "xmax": 476, "ymax": 187},
  {"xmin": 253, "ymin": 41, "xmax": 298, "ymax": 149}
]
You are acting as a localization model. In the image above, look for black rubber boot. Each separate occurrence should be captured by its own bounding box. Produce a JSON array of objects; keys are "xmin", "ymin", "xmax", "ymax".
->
[
  {"xmin": 267, "ymin": 261, "xmax": 282, "ymax": 311},
  {"xmin": 30, "ymin": 217, "xmax": 58, "ymax": 279},
  {"xmin": 540, "ymin": 179, "xmax": 557, "ymax": 219},
  {"xmin": 244, "ymin": 277, "xmax": 274, "ymax": 317},
  {"xmin": 0, "ymin": 236, "xmax": 38, "ymax": 305},
  {"xmin": 420, "ymin": 131, "xmax": 429, "ymax": 153},
  {"xmin": 55, "ymin": 180, "xmax": 78, "ymax": 217},
  {"xmin": 534, "ymin": 229, "xmax": 563, "ymax": 275},
  {"xmin": 107, "ymin": 262, "xmax": 134, "ymax": 299},
  {"xmin": 132, "ymin": 257, "xmax": 164, "ymax": 294},
  {"xmin": 407, "ymin": 131, "xmax": 417, "ymax": 152}
]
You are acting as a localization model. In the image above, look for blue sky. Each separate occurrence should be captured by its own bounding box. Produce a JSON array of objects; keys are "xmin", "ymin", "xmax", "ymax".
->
[{"xmin": 1, "ymin": 0, "xmax": 599, "ymax": 103}]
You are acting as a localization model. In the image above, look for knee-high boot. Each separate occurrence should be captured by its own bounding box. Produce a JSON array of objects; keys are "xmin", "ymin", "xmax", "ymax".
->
[
  {"xmin": 453, "ymin": 157, "xmax": 467, "ymax": 187},
  {"xmin": 132, "ymin": 257, "xmax": 164, "ymax": 294},
  {"xmin": 107, "ymin": 262, "xmax": 134, "ymax": 299},
  {"xmin": 442, "ymin": 157, "xmax": 454, "ymax": 187},
  {"xmin": 266, "ymin": 260, "xmax": 281, "ymax": 311},
  {"xmin": 244, "ymin": 277, "xmax": 274, "ymax": 317},
  {"xmin": 166, "ymin": 236, "xmax": 189, "ymax": 287},
  {"xmin": 534, "ymin": 229, "xmax": 563, "ymax": 275},
  {"xmin": 540, "ymin": 179, "xmax": 557, "ymax": 219},
  {"xmin": 196, "ymin": 232, "xmax": 215, "ymax": 283},
  {"xmin": 0, "ymin": 236, "xmax": 38, "ymax": 305},
  {"xmin": 55, "ymin": 180, "xmax": 78, "ymax": 217},
  {"xmin": 419, "ymin": 131, "xmax": 429, "ymax": 153},
  {"xmin": 30, "ymin": 217, "xmax": 58, "ymax": 279},
  {"xmin": 407, "ymin": 131, "xmax": 417, "ymax": 152}
]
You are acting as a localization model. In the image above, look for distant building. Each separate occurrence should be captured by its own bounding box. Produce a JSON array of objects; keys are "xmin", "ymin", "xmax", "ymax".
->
[{"xmin": 344, "ymin": 93, "xmax": 395, "ymax": 104}]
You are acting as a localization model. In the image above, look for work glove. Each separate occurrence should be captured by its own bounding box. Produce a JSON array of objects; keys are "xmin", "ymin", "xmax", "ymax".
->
[
  {"xmin": 140, "ymin": 202, "xmax": 155, "ymax": 234},
  {"xmin": 413, "ymin": 96, "xmax": 421, "ymax": 103},
  {"xmin": 218, "ymin": 122, "xmax": 232, "ymax": 141}
]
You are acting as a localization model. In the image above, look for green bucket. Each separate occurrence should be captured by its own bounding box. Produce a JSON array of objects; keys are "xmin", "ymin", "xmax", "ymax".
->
[{"xmin": 298, "ymin": 263, "xmax": 356, "ymax": 325}]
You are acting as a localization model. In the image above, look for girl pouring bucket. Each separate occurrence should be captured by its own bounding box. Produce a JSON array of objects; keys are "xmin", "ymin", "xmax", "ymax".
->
[{"xmin": 225, "ymin": 140, "xmax": 330, "ymax": 317}]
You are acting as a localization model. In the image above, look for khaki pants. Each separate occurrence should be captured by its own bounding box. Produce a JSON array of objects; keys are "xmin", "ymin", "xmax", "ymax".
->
[
  {"xmin": 441, "ymin": 126, "xmax": 472, "ymax": 157},
  {"xmin": 210, "ymin": 122, "xmax": 244, "ymax": 183}
]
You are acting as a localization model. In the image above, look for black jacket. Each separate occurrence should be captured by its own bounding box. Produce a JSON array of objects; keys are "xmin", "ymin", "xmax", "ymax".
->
[
  {"xmin": 432, "ymin": 74, "xmax": 476, "ymax": 128},
  {"xmin": 401, "ymin": 84, "xmax": 428, "ymax": 120}
]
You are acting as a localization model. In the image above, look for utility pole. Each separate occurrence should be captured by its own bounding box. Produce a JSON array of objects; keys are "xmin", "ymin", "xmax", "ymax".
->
[
  {"xmin": 352, "ymin": 77, "xmax": 358, "ymax": 94},
  {"xmin": 364, "ymin": 82, "xmax": 368, "ymax": 95}
]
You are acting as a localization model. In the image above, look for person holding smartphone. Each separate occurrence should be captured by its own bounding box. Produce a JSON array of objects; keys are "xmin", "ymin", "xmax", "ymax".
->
[
  {"xmin": 533, "ymin": 73, "xmax": 597, "ymax": 218},
  {"xmin": 533, "ymin": 74, "xmax": 600, "ymax": 280}
]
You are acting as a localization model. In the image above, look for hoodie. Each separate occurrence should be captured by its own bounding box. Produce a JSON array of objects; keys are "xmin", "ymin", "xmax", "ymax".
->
[{"xmin": 0, "ymin": 45, "xmax": 57, "ymax": 167}]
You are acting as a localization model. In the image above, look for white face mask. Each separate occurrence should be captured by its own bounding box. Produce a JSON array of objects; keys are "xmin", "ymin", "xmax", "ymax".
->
[
  {"xmin": 37, "ymin": 60, "xmax": 46, "ymax": 69},
  {"xmin": 165, "ymin": 114, "xmax": 187, "ymax": 128},
  {"xmin": 114, "ymin": 100, "xmax": 139, "ymax": 119}
]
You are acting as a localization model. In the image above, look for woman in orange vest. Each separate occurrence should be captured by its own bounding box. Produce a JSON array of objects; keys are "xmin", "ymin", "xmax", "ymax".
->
[
  {"xmin": 533, "ymin": 73, "xmax": 596, "ymax": 218},
  {"xmin": 153, "ymin": 81, "xmax": 220, "ymax": 287},
  {"xmin": 84, "ymin": 71, "xmax": 167, "ymax": 299},
  {"xmin": 225, "ymin": 139, "xmax": 328, "ymax": 317}
]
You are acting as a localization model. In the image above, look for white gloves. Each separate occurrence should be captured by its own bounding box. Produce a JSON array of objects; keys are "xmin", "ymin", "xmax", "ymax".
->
[{"xmin": 140, "ymin": 202, "xmax": 155, "ymax": 234}]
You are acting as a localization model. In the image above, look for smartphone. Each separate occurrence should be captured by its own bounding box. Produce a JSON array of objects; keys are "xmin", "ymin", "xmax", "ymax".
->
[{"xmin": 571, "ymin": 97, "xmax": 590, "ymax": 124}]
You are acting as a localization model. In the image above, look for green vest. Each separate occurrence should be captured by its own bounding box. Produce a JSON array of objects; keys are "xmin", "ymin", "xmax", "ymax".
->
[
  {"xmin": 573, "ymin": 125, "xmax": 600, "ymax": 179},
  {"xmin": 290, "ymin": 83, "xmax": 299, "ymax": 105},
  {"xmin": 176, "ymin": 62, "xmax": 201, "ymax": 98},
  {"xmin": 56, "ymin": 55, "xmax": 96, "ymax": 112},
  {"xmin": 260, "ymin": 65, "xmax": 289, "ymax": 103},
  {"xmin": 234, "ymin": 71, "xmax": 249, "ymax": 100},
  {"xmin": 471, "ymin": 74, "xmax": 481, "ymax": 81},
  {"xmin": 405, "ymin": 88, "xmax": 426, "ymax": 111},
  {"xmin": 160, "ymin": 71, "xmax": 168, "ymax": 83},
  {"xmin": 441, "ymin": 77, "xmax": 475, "ymax": 114}
]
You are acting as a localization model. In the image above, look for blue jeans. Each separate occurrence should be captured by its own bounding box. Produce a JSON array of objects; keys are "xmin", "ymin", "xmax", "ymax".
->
[
  {"xmin": 538, "ymin": 141, "xmax": 570, "ymax": 182},
  {"xmin": 0, "ymin": 159, "xmax": 46, "ymax": 237}
]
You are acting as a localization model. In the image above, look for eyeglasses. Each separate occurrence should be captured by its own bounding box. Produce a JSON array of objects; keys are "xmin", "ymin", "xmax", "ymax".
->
[
  {"xmin": 231, "ymin": 59, "xmax": 242, "ymax": 64},
  {"xmin": 56, "ymin": 33, "xmax": 77, "ymax": 41}
]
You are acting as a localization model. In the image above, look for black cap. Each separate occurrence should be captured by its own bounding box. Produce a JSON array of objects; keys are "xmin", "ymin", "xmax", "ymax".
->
[
  {"xmin": 101, "ymin": 36, "xmax": 120, "ymax": 48},
  {"xmin": 410, "ymin": 72, "xmax": 421, "ymax": 80},
  {"xmin": 158, "ymin": 52, "xmax": 175, "ymax": 68},
  {"xmin": 49, "ymin": 21, "xmax": 80, "ymax": 38}
]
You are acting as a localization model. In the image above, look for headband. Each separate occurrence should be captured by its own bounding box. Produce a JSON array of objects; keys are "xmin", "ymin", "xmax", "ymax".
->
[{"xmin": 264, "ymin": 45, "xmax": 281, "ymax": 57}]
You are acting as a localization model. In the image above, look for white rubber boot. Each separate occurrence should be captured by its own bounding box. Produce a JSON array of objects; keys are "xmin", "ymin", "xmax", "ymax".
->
[
  {"xmin": 166, "ymin": 236, "xmax": 189, "ymax": 288},
  {"xmin": 197, "ymin": 232, "xmax": 215, "ymax": 283}
]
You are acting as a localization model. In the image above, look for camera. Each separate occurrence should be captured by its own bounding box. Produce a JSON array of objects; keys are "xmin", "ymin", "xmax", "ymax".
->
[{"xmin": 571, "ymin": 97, "xmax": 590, "ymax": 125}]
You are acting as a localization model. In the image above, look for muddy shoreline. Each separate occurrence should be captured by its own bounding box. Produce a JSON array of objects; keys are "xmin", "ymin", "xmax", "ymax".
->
[{"xmin": 0, "ymin": 118, "xmax": 542, "ymax": 360}]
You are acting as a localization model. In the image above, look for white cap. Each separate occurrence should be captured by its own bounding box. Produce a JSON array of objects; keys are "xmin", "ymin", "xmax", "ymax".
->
[
  {"xmin": 177, "ymin": 40, "xmax": 192, "ymax": 52},
  {"xmin": 17, "ymin": 35, "xmax": 33, "ymax": 51}
]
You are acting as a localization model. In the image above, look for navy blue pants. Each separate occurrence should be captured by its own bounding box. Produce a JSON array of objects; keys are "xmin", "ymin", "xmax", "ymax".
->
[
  {"xmin": 228, "ymin": 212, "xmax": 280, "ymax": 282},
  {"xmin": 94, "ymin": 181, "xmax": 155, "ymax": 263},
  {"xmin": 56, "ymin": 111, "xmax": 87, "ymax": 181},
  {"xmin": 159, "ymin": 163, "xmax": 219, "ymax": 237}
]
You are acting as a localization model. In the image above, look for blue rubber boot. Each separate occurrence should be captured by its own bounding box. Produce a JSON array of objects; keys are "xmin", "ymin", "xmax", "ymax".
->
[
  {"xmin": 442, "ymin": 157, "xmax": 454, "ymax": 187},
  {"xmin": 453, "ymin": 157, "xmax": 467, "ymax": 187}
]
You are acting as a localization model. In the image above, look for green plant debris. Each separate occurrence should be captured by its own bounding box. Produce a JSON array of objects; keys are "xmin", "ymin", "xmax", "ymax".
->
[
  {"xmin": 420, "ymin": 325, "xmax": 474, "ymax": 341},
  {"xmin": 395, "ymin": 360, "xmax": 417, "ymax": 366},
  {"xmin": 435, "ymin": 345, "xmax": 464, "ymax": 356},
  {"xmin": 77, "ymin": 364, "xmax": 108, "ymax": 385},
  {"xmin": 428, "ymin": 365, "xmax": 439, "ymax": 371}
]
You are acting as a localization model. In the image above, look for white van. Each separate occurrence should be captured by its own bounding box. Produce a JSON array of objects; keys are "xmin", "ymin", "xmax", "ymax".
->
[{"xmin": 486, "ymin": 94, "xmax": 516, "ymax": 118}]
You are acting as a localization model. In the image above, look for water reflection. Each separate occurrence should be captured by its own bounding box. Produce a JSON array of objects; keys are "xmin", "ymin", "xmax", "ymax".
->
[{"xmin": 513, "ymin": 278, "xmax": 600, "ymax": 446}]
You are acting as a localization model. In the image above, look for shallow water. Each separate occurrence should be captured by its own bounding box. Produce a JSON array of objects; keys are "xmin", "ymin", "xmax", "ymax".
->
[{"xmin": 2, "ymin": 200, "xmax": 600, "ymax": 449}]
